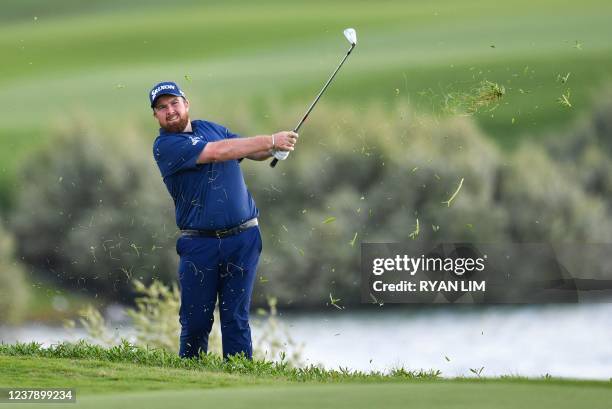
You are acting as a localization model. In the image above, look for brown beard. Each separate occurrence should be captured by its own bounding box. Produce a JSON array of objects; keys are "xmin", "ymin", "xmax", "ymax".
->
[{"xmin": 162, "ymin": 115, "xmax": 190, "ymax": 133}]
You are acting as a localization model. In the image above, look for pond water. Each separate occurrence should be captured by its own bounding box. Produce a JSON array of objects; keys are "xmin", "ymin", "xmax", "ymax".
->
[{"xmin": 2, "ymin": 304, "xmax": 610, "ymax": 380}]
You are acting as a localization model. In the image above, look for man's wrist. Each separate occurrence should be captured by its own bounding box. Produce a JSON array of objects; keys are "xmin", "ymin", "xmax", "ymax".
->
[{"xmin": 270, "ymin": 134, "xmax": 276, "ymax": 149}]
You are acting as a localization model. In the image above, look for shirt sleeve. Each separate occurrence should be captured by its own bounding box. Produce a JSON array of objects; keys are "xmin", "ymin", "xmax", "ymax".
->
[
  {"xmin": 153, "ymin": 135, "xmax": 206, "ymax": 178},
  {"xmin": 223, "ymin": 126, "xmax": 240, "ymax": 140}
]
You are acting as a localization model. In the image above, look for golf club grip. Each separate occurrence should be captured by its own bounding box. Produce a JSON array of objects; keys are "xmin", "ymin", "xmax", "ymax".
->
[{"xmin": 270, "ymin": 126, "xmax": 297, "ymax": 168}]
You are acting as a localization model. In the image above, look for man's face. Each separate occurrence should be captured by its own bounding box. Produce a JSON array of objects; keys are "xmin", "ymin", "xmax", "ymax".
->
[{"xmin": 153, "ymin": 95, "xmax": 190, "ymax": 133}]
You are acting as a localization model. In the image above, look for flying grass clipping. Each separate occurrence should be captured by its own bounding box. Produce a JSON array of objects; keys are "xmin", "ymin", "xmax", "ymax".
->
[{"xmin": 443, "ymin": 80, "xmax": 506, "ymax": 115}]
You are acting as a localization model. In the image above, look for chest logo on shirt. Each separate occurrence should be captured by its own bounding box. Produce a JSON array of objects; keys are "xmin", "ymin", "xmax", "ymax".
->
[{"xmin": 188, "ymin": 135, "xmax": 202, "ymax": 146}]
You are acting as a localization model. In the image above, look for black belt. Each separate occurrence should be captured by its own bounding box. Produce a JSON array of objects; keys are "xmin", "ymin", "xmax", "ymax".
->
[{"xmin": 181, "ymin": 218, "xmax": 258, "ymax": 238}]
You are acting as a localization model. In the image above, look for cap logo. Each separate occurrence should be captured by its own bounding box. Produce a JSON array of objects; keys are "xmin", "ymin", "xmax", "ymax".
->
[{"xmin": 151, "ymin": 84, "xmax": 177, "ymax": 100}]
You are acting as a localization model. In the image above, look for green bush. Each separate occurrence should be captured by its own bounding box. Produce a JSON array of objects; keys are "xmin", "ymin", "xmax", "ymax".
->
[
  {"xmin": 10, "ymin": 123, "xmax": 178, "ymax": 300},
  {"xmin": 497, "ymin": 143, "xmax": 612, "ymax": 242},
  {"xmin": 8, "ymin": 101, "xmax": 612, "ymax": 307},
  {"xmin": 245, "ymin": 104, "xmax": 510, "ymax": 306},
  {"xmin": 0, "ymin": 218, "xmax": 29, "ymax": 323},
  {"xmin": 546, "ymin": 91, "xmax": 612, "ymax": 208}
]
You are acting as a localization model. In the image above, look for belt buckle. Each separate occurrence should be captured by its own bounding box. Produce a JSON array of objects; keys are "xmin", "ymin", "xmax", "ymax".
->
[{"xmin": 215, "ymin": 228, "xmax": 229, "ymax": 239}]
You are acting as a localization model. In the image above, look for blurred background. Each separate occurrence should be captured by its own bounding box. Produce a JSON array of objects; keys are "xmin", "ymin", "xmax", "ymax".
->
[{"xmin": 1, "ymin": 0, "xmax": 611, "ymax": 378}]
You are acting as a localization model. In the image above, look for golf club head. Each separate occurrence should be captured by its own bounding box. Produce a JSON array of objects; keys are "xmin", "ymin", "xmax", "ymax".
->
[{"xmin": 343, "ymin": 28, "xmax": 357, "ymax": 46}]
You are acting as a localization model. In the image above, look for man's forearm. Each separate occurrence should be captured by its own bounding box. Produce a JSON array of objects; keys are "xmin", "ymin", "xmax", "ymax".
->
[
  {"xmin": 246, "ymin": 149, "xmax": 274, "ymax": 161},
  {"xmin": 198, "ymin": 135, "xmax": 273, "ymax": 163}
]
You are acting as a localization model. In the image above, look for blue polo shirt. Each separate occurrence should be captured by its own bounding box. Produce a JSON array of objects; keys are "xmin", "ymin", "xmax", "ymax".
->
[{"xmin": 153, "ymin": 120, "xmax": 258, "ymax": 230}]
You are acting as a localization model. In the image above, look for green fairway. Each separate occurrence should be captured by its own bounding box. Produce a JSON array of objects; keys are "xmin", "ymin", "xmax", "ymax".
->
[
  {"xmin": 1, "ymin": 356, "xmax": 610, "ymax": 409},
  {"xmin": 0, "ymin": 356, "xmax": 275, "ymax": 393},
  {"xmin": 1, "ymin": 0, "xmax": 611, "ymax": 142},
  {"xmin": 9, "ymin": 383, "xmax": 612, "ymax": 409},
  {"xmin": 58, "ymin": 383, "xmax": 612, "ymax": 409}
]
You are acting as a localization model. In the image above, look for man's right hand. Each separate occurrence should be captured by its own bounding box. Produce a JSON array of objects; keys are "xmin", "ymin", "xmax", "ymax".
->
[
  {"xmin": 271, "ymin": 131, "xmax": 299, "ymax": 152},
  {"xmin": 272, "ymin": 149, "xmax": 290, "ymax": 161}
]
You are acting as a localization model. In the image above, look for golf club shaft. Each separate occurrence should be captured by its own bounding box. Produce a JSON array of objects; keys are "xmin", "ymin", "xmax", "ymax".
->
[{"xmin": 270, "ymin": 43, "xmax": 356, "ymax": 168}]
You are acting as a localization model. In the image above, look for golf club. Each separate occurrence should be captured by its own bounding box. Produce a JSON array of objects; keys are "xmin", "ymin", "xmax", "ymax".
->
[{"xmin": 270, "ymin": 28, "xmax": 358, "ymax": 168}]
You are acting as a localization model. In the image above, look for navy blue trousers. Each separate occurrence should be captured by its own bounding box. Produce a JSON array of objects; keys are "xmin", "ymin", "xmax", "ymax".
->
[{"xmin": 175, "ymin": 226, "xmax": 261, "ymax": 359}]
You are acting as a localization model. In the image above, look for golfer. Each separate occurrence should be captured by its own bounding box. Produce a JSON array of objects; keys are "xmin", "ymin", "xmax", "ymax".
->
[{"xmin": 150, "ymin": 81, "xmax": 297, "ymax": 359}]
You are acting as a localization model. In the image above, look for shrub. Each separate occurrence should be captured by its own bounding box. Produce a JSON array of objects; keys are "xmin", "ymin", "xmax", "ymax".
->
[
  {"xmin": 546, "ymin": 91, "xmax": 612, "ymax": 208},
  {"xmin": 9, "ymin": 100, "xmax": 612, "ymax": 308},
  {"xmin": 70, "ymin": 280, "xmax": 303, "ymax": 366},
  {"xmin": 245, "ymin": 104, "xmax": 509, "ymax": 306},
  {"xmin": 497, "ymin": 143, "xmax": 612, "ymax": 242},
  {"xmin": 0, "ymin": 218, "xmax": 29, "ymax": 323},
  {"xmin": 10, "ymin": 123, "xmax": 178, "ymax": 301}
]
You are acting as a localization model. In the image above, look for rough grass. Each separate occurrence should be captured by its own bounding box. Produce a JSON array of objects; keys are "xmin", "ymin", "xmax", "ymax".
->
[{"xmin": 0, "ymin": 341, "xmax": 441, "ymax": 383}]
